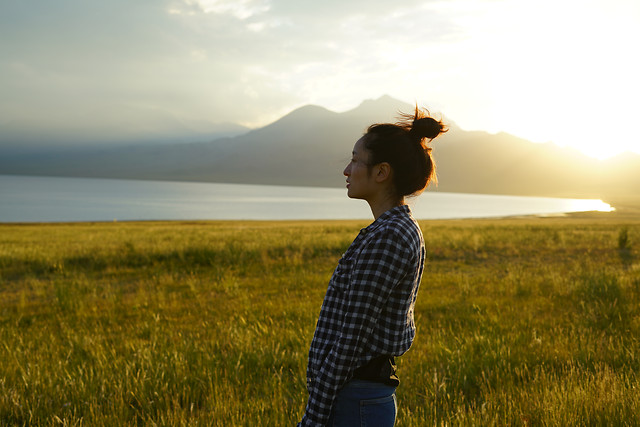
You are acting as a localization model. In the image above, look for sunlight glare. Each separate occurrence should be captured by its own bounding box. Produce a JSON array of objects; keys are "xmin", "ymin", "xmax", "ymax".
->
[
  {"xmin": 569, "ymin": 199, "xmax": 615, "ymax": 213},
  {"xmin": 448, "ymin": 0, "xmax": 640, "ymax": 159}
]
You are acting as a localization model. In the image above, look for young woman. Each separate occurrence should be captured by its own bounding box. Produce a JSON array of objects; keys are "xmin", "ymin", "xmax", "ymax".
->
[{"xmin": 298, "ymin": 107, "xmax": 447, "ymax": 426}]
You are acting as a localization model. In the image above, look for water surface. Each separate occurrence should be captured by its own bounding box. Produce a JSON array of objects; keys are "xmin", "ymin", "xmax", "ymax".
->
[{"xmin": 0, "ymin": 175, "xmax": 613, "ymax": 223}]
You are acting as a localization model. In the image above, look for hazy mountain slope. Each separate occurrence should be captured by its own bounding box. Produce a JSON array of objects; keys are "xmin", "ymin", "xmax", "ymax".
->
[
  {"xmin": 1, "ymin": 96, "xmax": 638, "ymax": 199},
  {"xmin": 0, "ymin": 117, "xmax": 251, "ymax": 150}
]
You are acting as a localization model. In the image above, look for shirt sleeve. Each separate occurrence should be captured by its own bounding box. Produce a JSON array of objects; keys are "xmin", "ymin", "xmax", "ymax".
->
[{"xmin": 299, "ymin": 227, "xmax": 414, "ymax": 426}]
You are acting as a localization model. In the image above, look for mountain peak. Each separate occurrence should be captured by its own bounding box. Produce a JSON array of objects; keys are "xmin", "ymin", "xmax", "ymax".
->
[
  {"xmin": 342, "ymin": 96, "xmax": 413, "ymax": 123},
  {"xmin": 359, "ymin": 94, "xmax": 396, "ymax": 105},
  {"xmin": 354, "ymin": 95, "xmax": 410, "ymax": 110},
  {"xmin": 273, "ymin": 104, "xmax": 335, "ymax": 123},
  {"xmin": 254, "ymin": 104, "xmax": 338, "ymax": 135}
]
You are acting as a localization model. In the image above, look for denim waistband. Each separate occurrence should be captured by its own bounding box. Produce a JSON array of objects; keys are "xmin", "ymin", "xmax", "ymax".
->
[{"xmin": 343, "ymin": 379, "xmax": 397, "ymax": 390}]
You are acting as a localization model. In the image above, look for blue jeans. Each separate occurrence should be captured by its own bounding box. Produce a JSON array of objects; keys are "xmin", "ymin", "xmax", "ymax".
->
[{"xmin": 327, "ymin": 379, "xmax": 397, "ymax": 427}]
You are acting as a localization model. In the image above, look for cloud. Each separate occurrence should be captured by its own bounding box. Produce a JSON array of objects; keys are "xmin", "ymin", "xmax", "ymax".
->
[{"xmin": 173, "ymin": 0, "xmax": 271, "ymax": 19}]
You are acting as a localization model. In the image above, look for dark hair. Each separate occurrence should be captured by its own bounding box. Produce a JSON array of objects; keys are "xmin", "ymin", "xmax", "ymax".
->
[{"xmin": 363, "ymin": 106, "xmax": 447, "ymax": 197}]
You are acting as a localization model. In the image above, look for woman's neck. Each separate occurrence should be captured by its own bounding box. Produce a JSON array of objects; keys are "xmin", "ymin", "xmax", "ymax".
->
[{"xmin": 368, "ymin": 195, "xmax": 404, "ymax": 220}]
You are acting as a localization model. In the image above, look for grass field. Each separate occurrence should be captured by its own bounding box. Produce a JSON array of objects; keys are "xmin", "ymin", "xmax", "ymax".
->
[{"xmin": 1, "ymin": 210, "xmax": 639, "ymax": 426}]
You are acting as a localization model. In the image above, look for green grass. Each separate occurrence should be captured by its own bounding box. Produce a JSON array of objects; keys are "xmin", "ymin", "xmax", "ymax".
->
[{"xmin": 1, "ymin": 216, "xmax": 639, "ymax": 426}]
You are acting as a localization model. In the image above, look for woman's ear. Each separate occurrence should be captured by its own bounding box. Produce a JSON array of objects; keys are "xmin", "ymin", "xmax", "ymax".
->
[{"xmin": 375, "ymin": 162, "xmax": 392, "ymax": 183}]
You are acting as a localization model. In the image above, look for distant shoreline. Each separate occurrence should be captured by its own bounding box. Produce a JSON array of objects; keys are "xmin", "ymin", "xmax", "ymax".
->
[{"xmin": 2, "ymin": 208, "xmax": 638, "ymax": 228}]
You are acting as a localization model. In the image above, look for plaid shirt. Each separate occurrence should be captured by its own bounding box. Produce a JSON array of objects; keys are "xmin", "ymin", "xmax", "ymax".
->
[{"xmin": 299, "ymin": 205, "xmax": 426, "ymax": 426}]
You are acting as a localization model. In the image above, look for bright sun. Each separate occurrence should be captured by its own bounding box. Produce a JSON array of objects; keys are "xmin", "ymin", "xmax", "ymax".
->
[{"xmin": 452, "ymin": 0, "xmax": 640, "ymax": 160}]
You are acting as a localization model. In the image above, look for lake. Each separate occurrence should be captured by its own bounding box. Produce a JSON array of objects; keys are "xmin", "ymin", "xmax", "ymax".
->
[{"xmin": 0, "ymin": 175, "xmax": 613, "ymax": 223}]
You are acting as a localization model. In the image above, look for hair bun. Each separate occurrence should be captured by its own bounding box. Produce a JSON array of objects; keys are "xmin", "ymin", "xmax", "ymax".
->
[{"xmin": 411, "ymin": 116, "xmax": 446, "ymax": 140}]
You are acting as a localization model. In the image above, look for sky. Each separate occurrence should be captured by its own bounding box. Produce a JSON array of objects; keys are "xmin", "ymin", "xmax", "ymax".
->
[{"xmin": 1, "ymin": 0, "xmax": 639, "ymax": 159}]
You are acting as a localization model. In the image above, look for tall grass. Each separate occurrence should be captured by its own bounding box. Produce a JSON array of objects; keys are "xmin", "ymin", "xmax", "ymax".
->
[{"xmin": 0, "ymin": 218, "xmax": 638, "ymax": 425}]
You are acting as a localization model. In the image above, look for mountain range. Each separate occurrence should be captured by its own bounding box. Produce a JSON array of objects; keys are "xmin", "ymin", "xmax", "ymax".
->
[{"xmin": 1, "ymin": 95, "xmax": 638, "ymax": 200}]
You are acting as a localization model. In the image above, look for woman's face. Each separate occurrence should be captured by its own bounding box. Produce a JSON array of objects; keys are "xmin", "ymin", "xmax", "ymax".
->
[{"xmin": 343, "ymin": 137, "xmax": 377, "ymax": 200}]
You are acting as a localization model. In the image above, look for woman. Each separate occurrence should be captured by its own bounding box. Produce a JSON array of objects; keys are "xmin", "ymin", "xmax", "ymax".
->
[{"xmin": 298, "ymin": 107, "xmax": 447, "ymax": 426}]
